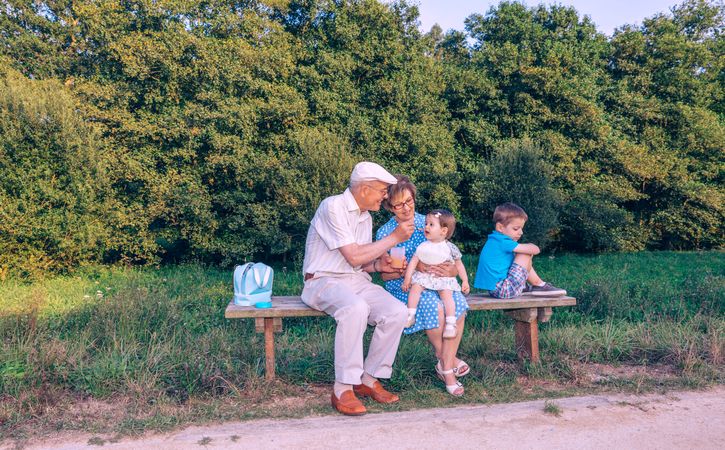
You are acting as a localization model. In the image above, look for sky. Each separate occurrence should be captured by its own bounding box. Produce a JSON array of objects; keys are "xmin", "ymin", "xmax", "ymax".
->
[{"xmin": 414, "ymin": 0, "xmax": 681, "ymax": 36}]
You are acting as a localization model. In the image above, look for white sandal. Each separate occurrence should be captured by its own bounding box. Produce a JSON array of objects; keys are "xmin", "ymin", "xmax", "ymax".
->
[
  {"xmin": 452, "ymin": 359, "xmax": 470, "ymax": 378},
  {"xmin": 436, "ymin": 359, "xmax": 470, "ymax": 378},
  {"xmin": 435, "ymin": 362, "xmax": 464, "ymax": 396}
]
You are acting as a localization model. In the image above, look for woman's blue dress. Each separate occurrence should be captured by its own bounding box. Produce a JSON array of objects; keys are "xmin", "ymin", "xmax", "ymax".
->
[{"xmin": 376, "ymin": 212, "xmax": 469, "ymax": 335}]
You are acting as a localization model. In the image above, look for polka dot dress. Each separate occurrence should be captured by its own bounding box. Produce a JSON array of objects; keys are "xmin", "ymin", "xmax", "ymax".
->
[{"xmin": 376, "ymin": 212, "xmax": 470, "ymax": 335}]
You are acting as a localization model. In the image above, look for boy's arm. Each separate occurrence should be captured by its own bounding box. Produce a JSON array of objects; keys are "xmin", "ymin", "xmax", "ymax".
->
[
  {"xmin": 454, "ymin": 259, "xmax": 470, "ymax": 294},
  {"xmin": 513, "ymin": 243, "xmax": 540, "ymax": 255},
  {"xmin": 401, "ymin": 255, "xmax": 419, "ymax": 291}
]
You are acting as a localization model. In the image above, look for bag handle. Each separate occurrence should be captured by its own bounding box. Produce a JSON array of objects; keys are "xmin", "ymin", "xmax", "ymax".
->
[
  {"xmin": 253, "ymin": 266, "xmax": 272, "ymax": 287},
  {"xmin": 234, "ymin": 263, "xmax": 254, "ymax": 293}
]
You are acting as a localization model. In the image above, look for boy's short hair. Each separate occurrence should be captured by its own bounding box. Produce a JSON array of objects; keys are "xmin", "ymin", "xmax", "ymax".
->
[
  {"xmin": 428, "ymin": 209, "xmax": 456, "ymax": 239},
  {"xmin": 493, "ymin": 203, "xmax": 528, "ymax": 226}
]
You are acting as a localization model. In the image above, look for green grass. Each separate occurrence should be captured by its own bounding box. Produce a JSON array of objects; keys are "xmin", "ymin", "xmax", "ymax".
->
[
  {"xmin": 543, "ymin": 400, "xmax": 562, "ymax": 416},
  {"xmin": 1, "ymin": 251, "xmax": 723, "ymax": 442}
]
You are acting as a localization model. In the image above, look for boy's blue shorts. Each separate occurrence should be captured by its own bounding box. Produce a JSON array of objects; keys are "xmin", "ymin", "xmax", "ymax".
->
[{"xmin": 490, "ymin": 262, "xmax": 528, "ymax": 299}]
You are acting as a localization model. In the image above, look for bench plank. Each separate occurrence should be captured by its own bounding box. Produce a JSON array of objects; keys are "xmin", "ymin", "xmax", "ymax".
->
[{"xmin": 225, "ymin": 293, "xmax": 576, "ymax": 319}]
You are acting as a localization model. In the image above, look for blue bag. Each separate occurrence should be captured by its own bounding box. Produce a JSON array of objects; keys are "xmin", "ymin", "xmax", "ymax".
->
[{"xmin": 233, "ymin": 262, "xmax": 274, "ymax": 307}]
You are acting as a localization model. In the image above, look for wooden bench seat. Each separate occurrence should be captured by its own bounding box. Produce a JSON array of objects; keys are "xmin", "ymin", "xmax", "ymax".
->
[{"xmin": 225, "ymin": 293, "xmax": 576, "ymax": 380}]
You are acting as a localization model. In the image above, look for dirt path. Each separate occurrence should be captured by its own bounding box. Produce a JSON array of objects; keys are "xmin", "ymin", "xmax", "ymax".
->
[{"xmin": 17, "ymin": 387, "xmax": 725, "ymax": 450}]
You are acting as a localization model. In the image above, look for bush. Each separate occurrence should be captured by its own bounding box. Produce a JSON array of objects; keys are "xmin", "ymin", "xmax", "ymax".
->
[
  {"xmin": 0, "ymin": 67, "xmax": 114, "ymax": 277},
  {"xmin": 468, "ymin": 138, "xmax": 560, "ymax": 249},
  {"xmin": 559, "ymin": 192, "xmax": 646, "ymax": 252}
]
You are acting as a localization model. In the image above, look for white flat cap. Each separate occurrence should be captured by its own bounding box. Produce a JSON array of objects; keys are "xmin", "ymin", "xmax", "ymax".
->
[{"xmin": 350, "ymin": 161, "xmax": 398, "ymax": 185}]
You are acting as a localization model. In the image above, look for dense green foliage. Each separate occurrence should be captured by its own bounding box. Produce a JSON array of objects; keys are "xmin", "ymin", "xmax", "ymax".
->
[
  {"xmin": 0, "ymin": 0, "xmax": 723, "ymax": 274},
  {"xmin": 1, "ymin": 252, "xmax": 723, "ymax": 434}
]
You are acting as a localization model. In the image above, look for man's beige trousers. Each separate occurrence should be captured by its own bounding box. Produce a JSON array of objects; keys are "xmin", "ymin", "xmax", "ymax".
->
[{"xmin": 301, "ymin": 274, "xmax": 408, "ymax": 384}]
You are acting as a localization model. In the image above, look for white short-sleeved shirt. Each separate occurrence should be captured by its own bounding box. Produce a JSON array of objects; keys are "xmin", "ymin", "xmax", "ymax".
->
[{"xmin": 302, "ymin": 188, "xmax": 372, "ymax": 279}]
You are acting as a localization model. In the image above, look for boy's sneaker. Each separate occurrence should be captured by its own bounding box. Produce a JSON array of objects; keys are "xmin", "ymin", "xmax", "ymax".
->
[{"xmin": 525, "ymin": 282, "xmax": 567, "ymax": 297}]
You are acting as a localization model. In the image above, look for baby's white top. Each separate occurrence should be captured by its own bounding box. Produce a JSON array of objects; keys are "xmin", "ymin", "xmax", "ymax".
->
[{"xmin": 415, "ymin": 240, "xmax": 452, "ymax": 265}]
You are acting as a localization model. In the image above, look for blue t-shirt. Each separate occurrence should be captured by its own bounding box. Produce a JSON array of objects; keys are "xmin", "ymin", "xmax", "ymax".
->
[{"xmin": 473, "ymin": 231, "xmax": 519, "ymax": 290}]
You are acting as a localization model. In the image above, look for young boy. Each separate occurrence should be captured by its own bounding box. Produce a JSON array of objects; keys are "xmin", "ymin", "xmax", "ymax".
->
[{"xmin": 474, "ymin": 203, "xmax": 566, "ymax": 298}]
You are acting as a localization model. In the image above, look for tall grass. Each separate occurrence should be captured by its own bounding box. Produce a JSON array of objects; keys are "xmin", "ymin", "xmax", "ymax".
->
[{"xmin": 1, "ymin": 252, "xmax": 723, "ymax": 435}]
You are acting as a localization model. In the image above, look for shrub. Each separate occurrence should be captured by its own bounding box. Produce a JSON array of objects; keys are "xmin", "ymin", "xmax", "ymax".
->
[
  {"xmin": 0, "ymin": 67, "xmax": 114, "ymax": 277},
  {"xmin": 559, "ymin": 192, "xmax": 646, "ymax": 252},
  {"xmin": 469, "ymin": 138, "xmax": 560, "ymax": 249}
]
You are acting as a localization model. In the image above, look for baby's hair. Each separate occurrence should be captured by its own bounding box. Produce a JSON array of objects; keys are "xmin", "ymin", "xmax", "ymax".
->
[
  {"xmin": 428, "ymin": 209, "xmax": 456, "ymax": 239},
  {"xmin": 493, "ymin": 202, "xmax": 528, "ymax": 226}
]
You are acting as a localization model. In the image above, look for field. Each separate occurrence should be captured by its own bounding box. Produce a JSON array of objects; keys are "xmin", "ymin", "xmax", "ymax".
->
[{"xmin": 1, "ymin": 251, "xmax": 723, "ymax": 444}]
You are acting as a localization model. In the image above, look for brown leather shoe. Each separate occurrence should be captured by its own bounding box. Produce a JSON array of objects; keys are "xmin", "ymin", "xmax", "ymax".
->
[
  {"xmin": 331, "ymin": 390, "xmax": 366, "ymax": 416},
  {"xmin": 353, "ymin": 381, "xmax": 400, "ymax": 404}
]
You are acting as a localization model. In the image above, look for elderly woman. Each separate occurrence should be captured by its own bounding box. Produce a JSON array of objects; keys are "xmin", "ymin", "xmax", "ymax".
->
[{"xmin": 375, "ymin": 175, "xmax": 469, "ymax": 396}]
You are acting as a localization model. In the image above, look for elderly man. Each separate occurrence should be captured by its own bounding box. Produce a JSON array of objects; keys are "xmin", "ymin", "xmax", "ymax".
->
[{"xmin": 302, "ymin": 161, "xmax": 415, "ymax": 415}]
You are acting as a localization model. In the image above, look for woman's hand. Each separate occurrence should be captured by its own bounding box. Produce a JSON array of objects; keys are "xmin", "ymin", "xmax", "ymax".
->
[{"xmin": 417, "ymin": 261, "xmax": 458, "ymax": 277}]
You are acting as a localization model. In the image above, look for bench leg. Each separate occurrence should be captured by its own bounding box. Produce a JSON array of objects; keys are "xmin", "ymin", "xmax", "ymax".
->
[
  {"xmin": 505, "ymin": 308, "xmax": 540, "ymax": 364},
  {"xmin": 256, "ymin": 317, "xmax": 283, "ymax": 381},
  {"xmin": 537, "ymin": 306, "xmax": 552, "ymax": 323},
  {"xmin": 514, "ymin": 320, "xmax": 540, "ymax": 363},
  {"xmin": 264, "ymin": 318, "xmax": 275, "ymax": 380}
]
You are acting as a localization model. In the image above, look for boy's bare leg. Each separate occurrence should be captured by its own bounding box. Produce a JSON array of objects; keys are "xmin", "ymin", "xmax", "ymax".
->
[
  {"xmin": 513, "ymin": 253, "xmax": 532, "ymax": 271},
  {"xmin": 527, "ymin": 265, "xmax": 544, "ymax": 286},
  {"xmin": 513, "ymin": 253, "xmax": 544, "ymax": 285}
]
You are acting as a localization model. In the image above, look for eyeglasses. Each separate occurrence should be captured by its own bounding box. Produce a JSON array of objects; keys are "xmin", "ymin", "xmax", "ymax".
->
[
  {"xmin": 365, "ymin": 184, "xmax": 389, "ymax": 196},
  {"xmin": 391, "ymin": 198, "xmax": 415, "ymax": 211}
]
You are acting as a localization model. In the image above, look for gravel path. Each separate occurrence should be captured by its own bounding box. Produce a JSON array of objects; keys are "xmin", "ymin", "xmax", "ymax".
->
[{"xmin": 18, "ymin": 387, "xmax": 725, "ymax": 450}]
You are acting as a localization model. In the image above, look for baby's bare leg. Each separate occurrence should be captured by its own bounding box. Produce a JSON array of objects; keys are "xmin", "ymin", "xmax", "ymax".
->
[
  {"xmin": 438, "ymin": 289, "xmax": 455, "ymax": 318},
  {"xmin": 405, "ymin": 284, "xmax": 424, "ymax": 327},
  {"xmin": 408, "ymin": 284, "xmax": 424, "ymax": 309},
  {"xmin": 439, "ymin": 289, "xmax": 457, "ymax": 339}
]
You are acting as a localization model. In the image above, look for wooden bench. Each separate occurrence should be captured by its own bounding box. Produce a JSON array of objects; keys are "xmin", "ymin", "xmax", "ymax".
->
[{"xmin": 225, "ymin": 293, "xmax": 576, "ymax": 380}]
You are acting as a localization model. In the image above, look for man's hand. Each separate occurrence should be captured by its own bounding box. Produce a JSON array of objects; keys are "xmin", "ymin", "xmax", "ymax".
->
[
  {"xmin": 377, "ymin": 254, "xmax": 406, "ymax": 274},
  {"xmin": 391, "ymin": 218, "xmax": 415, "ymax": 243},
  {"xmin": 417, "ymin": 261, "xmax": 458, "ymax": 278},
  {"xmin": 461, "ymin": 281, "xmax": 470, "ymax": 295}
]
